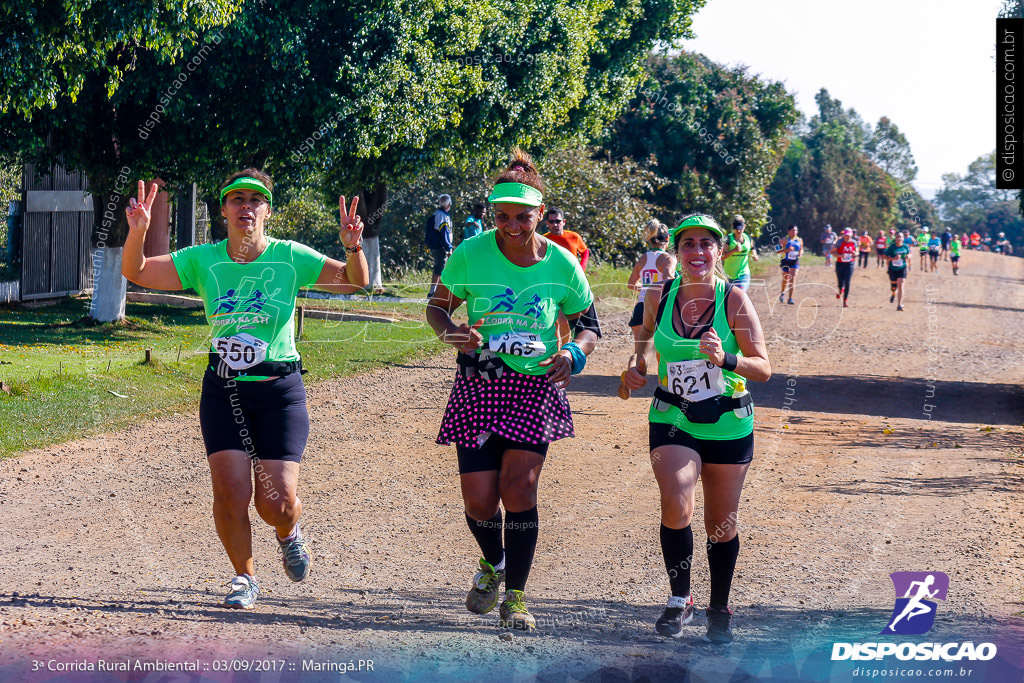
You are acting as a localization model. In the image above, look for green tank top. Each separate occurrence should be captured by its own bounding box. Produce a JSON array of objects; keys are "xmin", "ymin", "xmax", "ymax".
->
[
  {"xmin": 648, "ymin": 278, "xmax": 754, "ymax": 439},
  {"xmin": 722, "ymin": 233, "xmax": 752, "ymax": 279}
]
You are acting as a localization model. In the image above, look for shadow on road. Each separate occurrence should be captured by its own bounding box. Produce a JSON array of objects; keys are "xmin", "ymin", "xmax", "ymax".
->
[{"xmin": 569, "ymin": 372, "xmax": 1023, "ymax": 427}]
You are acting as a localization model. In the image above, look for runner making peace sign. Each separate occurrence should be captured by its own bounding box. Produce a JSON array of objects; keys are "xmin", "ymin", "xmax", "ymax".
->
[{"xmin": 121, "ymin": 170, "xmax": 368, "ymax": 609}]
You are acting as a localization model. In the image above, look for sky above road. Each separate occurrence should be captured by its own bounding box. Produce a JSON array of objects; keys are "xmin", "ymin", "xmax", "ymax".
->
[{"xmin": 681, "ymin": 0, "xmax": 1003, "ymax": 198}]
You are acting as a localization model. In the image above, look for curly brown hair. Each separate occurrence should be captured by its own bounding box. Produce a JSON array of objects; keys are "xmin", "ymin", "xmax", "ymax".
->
[{"xmin": 493, "ymin": 147, "xmax": 544, "ymax": 194}]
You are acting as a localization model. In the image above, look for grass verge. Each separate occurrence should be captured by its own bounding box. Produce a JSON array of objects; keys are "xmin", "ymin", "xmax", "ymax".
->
[{"xmin": 0, "ymin": 297, "xmax": 442, "ymax": 457}]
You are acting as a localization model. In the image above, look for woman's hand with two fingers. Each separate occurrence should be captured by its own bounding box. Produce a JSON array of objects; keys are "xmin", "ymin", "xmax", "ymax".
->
[{"xmin": 125, "ymin": 181, "xmax": 159, "ymax": 233}]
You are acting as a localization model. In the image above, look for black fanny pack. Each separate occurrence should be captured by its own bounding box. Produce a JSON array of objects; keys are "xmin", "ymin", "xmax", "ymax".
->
[
  {"xmin": 456, "ymin": 350, "xmax": 510, "ymax": 381},
  {"xmin": 652, "ymin": 386, "xmax": 752, "ymax": 424},
  {"xmin": 207, "ymin": 352, "xmax": 304, "ymax": 379}
]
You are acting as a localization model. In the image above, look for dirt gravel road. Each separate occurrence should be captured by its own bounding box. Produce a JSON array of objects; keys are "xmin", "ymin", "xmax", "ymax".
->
[{"xmin": 1, "ymin": 251, "xmax": 1022, "ymax": 682}]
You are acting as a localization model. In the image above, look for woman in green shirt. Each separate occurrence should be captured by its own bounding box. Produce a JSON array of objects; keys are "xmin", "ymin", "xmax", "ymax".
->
[
  {"xmin": 426, "ymin": 149, "xmax": 601, "ymax": 631},
  {"xmin": 721, "ymin": 215, "xmax": 759, "ymax": 290},
  {"xmin": 621, "ymin": 214, "xmax": 771, "ymax": 643},
  {"xmin": 121, "ymin": 169, "xmax": 367, "ymax": 609}
]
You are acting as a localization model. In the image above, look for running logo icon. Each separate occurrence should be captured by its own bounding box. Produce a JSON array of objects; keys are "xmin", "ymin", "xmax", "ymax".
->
[{"xmin": 881, "ymin": 571, "xmax": 949, "ymax": 635}]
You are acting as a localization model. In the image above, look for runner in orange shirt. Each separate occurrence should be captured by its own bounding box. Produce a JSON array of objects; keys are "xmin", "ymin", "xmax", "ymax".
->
[{"xmin": 543, "ymin": 208, "xmax": 590, "ymax": 270}]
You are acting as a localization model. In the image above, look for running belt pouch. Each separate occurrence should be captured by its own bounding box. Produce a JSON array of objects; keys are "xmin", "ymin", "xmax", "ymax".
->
[
  {"xmin": 652, "ymin": 387, "xmax": 751, "ymax": 424},
  {"xmin": 208, "ymin": 352, "xmax": 303, "ymax": 378},
  {"xmin": 456, "ymin": 350, "xmax": 506, "ymax": 381}
]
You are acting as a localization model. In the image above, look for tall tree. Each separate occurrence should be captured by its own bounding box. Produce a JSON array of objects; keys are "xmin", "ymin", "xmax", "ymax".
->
[
  {"xmin": 1, "ymin": 0, "xmax": 706, "ymax": 320},
  {"xmin": 767, "ymin": 91, "xmax": 918, "ymax": 239},
  {"xmin": 0, "ymin": 1, "xmax": 236, "ymax": 115},
  {"xmin": 602, "ymin": 52, "xmax": 798, "ymax": 234},
  {"xmin": 865, "ymin": 116, "xmax": 918, "ymax": 182},
  {"xmin": 935, "ymin": 151, "xmax": 1022, "ymax": 246}
]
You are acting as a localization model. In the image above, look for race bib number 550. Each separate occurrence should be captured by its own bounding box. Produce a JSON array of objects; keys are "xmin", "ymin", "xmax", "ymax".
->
[
  {"xmin": 213, "ymin": 334, "xmax": 268, "ymax": 370},
  {"xmin": 665, "ymin": 359, "xmax": 725, "ymax": 402},
  {"xmin": 489, "ymin": 331, "xmax": 546, "ymax": 358}
]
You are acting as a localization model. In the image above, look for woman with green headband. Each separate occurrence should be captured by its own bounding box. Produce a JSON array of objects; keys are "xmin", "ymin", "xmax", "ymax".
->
[
  {"xmin": 620, "ymin": 214, "xmax": 771, "ymax": 644},
  {"xmin": 122, "ymin": 168, "xmax": 367, "ymax": 610},
  {"xmin": 426, "ymin": 149, "xmax": 602, "ymax": 632}
]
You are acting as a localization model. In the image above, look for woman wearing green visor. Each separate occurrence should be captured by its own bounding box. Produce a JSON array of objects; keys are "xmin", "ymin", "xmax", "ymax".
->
[
  {"xmin": 621, "ymin": 214, "xmax": 771, "ymax": 643},
  {"xmin": 426, "ymin": 149, "xmax": 601, "ymax": 631},
  {"xmin": 122, "ymin": 169, "xmax": 367, "ymax": 609}
]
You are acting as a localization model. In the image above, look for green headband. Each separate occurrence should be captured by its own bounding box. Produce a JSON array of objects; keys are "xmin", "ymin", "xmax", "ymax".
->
[
  {"xmin": 488, "ymin": 182, "xmax": 543, "ymax": 207},
  {"xmin": 220, "ymin": 177, "xmax": 273, "ymax": 207},
  {"xmin": 672, "ymin": 214, "xmax": 725, "ymax": 241}
]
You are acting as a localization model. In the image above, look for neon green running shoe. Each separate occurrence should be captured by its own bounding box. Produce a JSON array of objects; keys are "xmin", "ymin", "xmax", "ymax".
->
[
  {"xmin": 465, "ymin": 558, "xmax": 505, "ymax": 614},
  {"xmin": 499, "ymin": 589, "xmax": 536, "ymax": 631}
]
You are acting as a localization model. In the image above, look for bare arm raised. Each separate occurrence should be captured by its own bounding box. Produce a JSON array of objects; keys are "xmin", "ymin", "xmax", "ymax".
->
[
  {"xmin": 312, "ymin": 195, "xmax": 369, "ymax": 293},
  {"xmin": 121, "ymin": 181, "xmax": 183, "ymax": 290}
]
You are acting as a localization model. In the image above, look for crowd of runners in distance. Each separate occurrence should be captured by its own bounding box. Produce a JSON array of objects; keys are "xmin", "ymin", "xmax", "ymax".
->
[
  {"xmin": 803, "ymin": 222, "xmax": 991, "ymax": 311},
  {"xmin": 116, "ymin": 147, "xmax": 1013, "ymax": 646}
]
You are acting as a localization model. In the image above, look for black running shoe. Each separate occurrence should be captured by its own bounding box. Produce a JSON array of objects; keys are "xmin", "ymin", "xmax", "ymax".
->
[
  {"xmin": 705, "ymin": 606, "xmax": 734, "ymax": 644},
  {"xmin": 655, "ymin": 595, "xmax": 694, "ymax": 638},
  {"xmin": 890, "ymin": 294, "xmax": 895, "ymax": 303}
]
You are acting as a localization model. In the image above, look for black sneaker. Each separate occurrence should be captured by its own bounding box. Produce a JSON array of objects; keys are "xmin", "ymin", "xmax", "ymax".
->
[
  {"xmin": 705, "ymin": 606, "xmax": 733, "ymax": 644},
  {"xmin": 655, "ymin": 595, "xmax": 693, "ymax": 638},
  {"xmin": 890, "ymin": 294, "xmax": 895, "ymax": 303}
]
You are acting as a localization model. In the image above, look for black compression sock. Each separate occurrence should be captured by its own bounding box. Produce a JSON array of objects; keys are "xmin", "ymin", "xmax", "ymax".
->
[
  {"xmin": 465, "ymin": 510, "xmax": 504, "ymax": 567},
  {"xmin": 504, "ymin": 507, "xmax": 539, "ymax": 592},
  {"xmin": 707, "ymin": 535, "xmax": 740, "ymax": 608},
  {"xmin": 660, "ymin": 524, "xmax": 693, "ymax": 598}
]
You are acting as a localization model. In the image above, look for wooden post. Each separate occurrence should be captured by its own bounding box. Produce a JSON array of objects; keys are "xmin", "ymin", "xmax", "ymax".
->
[
  {"xmin": 296, "ymin": 306, "xmax": 305, "ymax": 340},
  {"xmin": 144, "ymin": 348, "xmax": 152, "ymax": 364}
]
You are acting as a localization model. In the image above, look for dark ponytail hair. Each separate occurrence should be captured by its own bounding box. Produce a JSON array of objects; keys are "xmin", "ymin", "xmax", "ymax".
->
[{"xmin": 494, "ymin": 147, "xmax": 544, "ymax": 194}]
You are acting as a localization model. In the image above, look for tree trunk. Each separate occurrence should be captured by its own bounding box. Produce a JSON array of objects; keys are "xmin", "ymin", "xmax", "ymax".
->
[
  {"xmin": 205, "ymin": 196, "xmax": 227, "ymax": 242},
  {"xmin": 89, "ymin": 191, "xmax": 130, "ymax": 322},
  {"xmin": 359, "ymin": 182, "xmax": 388, "ymax": 238},
  {"xmin": 88, "ymin": 246, "xmax": 127, "ymax": 322}
]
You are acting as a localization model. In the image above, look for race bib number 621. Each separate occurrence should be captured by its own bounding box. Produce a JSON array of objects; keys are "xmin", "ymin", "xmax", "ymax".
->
[
  {"xmin": 213, "ymin": 333, "xmax": 268, "ymax": 370},
  {"xmin": 665, "ymin": 359, "xmax": 725, "ymax": 402}
]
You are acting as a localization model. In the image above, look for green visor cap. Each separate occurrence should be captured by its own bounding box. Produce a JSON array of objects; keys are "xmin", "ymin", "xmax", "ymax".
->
[
  {"xmin": 672, "ymin": 214, "xmax": 725, "ymax": 241},
  {"xmin": 487, "ymin": 182, "xmax": 543, "ymax": 207},
  {"xmin": 220, "ymin": 177, "xmax": 273, "ymax": 207}
]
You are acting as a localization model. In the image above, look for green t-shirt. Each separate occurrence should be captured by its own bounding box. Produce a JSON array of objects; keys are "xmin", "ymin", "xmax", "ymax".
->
[
  {"xmin": 722, "ymin": 233, "xmax": 753, "ymax": 279},
  {"xmin": 950, "ymin": 240, "xmax": 960, "ymax": 256},
  {"xmin": 171, "ymin": 238, "xmax": 327, "ymax": 379},
  {"xmin": 440, "ymin": 231, "xmax": 594, "ymax": 375},
  {"xmin": 885, "ymin": 243, "xmax": 910, "ymax": 269}
]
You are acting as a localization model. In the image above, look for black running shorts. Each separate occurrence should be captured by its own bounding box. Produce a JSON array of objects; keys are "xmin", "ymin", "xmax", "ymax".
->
[
  {"xmin": 456, "ymin": 434, "xmax": 549, "ymax": 474},
  {"xmin": 888, "ymin": 267, "xmax": 907, "ymax": 282},
  {"xmin": 199, "ymin": 370, "xmax": 309, "ymax": 462},
  {"xmin": 649, "ymin": 422, "xmax": 753, "ymax": 465}
]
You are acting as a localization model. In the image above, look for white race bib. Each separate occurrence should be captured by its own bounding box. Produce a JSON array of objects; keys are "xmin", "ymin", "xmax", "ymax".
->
[
  {"xmin": 840, "ymin": 252, "xmax": 854, "ymax": 262},
  {"xmin": 891, "ymin": 258, "xmax": 905, "ymax": 267},
  {"xmin": 213, "ymin": 333, "xmax": 268, "ymax": 370},
  {"xmin": 665, "ymin": 359, "xmax": 726, "ymax": 402},
  {"xmin": 488, "ymin": 331, "xmax": 546, "ymax": 358}
]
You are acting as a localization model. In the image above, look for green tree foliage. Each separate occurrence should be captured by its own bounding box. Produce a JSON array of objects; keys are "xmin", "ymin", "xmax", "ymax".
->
[
  {"xmin": 0, "ymin": 1, "xmax": 236, "ymax": 115},
  {"xmin": 935, "ymin": 151, "xmax": 1023, "ymax": 246},
  {"xmin": 2, "ymin": 0, "xmax": 705, "ymax": 241},
  {"xmin": 866, "ymin": 116, "xmax": 917, "ymax": 181},
  {"xmin": 333, "ymin": 147, "xmax": 664, "ymax": 274},
  {"xmin": 602, "ymin": 52, "xmax": 798, "ymax": 236},
  {"xmin": 767, "ymin": 89, "xmax": 935, "ymax": 245}
]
